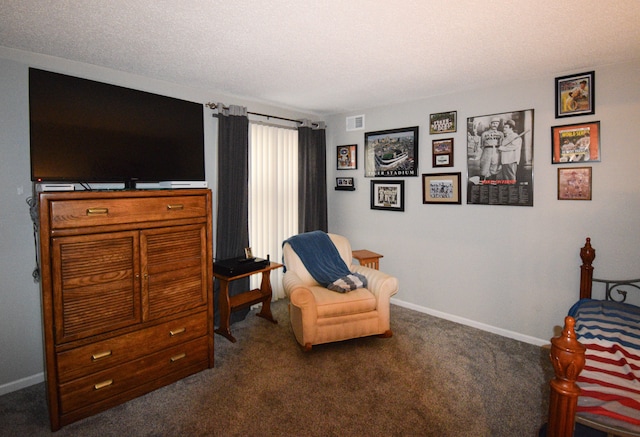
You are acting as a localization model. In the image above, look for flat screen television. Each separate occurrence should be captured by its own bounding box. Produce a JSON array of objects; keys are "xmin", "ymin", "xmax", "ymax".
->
[{"xmin": 29, "ymin": 68, "xmax": 205, "ymax": 188}]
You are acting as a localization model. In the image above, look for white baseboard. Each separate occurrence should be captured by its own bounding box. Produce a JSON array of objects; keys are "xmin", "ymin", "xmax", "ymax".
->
[
  {"xmin": 390, "ymin": 297, "xmax": 548, "ymax": 347},
  {"xmin": 0, "ymin": 372, "xmax": 44, "ymax": 396}
]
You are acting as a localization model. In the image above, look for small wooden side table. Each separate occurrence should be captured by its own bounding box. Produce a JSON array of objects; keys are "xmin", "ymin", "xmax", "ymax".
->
[
  {"xmin": 214, "ymin": 261, "xmax": 283, "ymax": 342},
  {"xmin": 352, "ymin": 250, "xmax": 383, "ymax": 270}
]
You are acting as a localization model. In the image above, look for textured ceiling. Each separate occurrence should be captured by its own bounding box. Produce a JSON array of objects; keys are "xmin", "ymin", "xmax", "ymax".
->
[{"xmin": 1, "ymin": 1, "xmax": 639, "ymax": 115}]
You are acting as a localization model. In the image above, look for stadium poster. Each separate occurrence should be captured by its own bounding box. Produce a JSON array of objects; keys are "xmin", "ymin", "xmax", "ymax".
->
[{"xmin": 364, "ymin": 126, "xmax": 419, "ymax": 177}]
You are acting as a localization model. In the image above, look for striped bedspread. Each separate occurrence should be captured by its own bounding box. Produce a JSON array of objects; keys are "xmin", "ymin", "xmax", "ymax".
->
[{"xmin": 569, "ymin": 299, "xmax": 640, "ymax": 431}]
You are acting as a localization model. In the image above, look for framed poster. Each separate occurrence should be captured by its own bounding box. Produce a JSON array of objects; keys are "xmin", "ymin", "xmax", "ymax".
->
[
  {"xmin": 429, "ymin": 111, "xmax": 457, "ymax": 134},
  {"xmin": 337, "ymin": 144, "xmax": 357, "ymax": 170},
  {"xmin": 364, "ymin": 126, "xmax": 419, "ymax": 177},
  {"xmin": 370, "ymin": 180, "xmax": 405, "ymax": 211},
  {"xmin": 551, "ymin": 121, "xmax": 600, "ymax": 164},
  {"xmin": 558, "ymin": 167, "xmax": 592, "ymax": 200},
  {"xmin": 466, "ymin": 109, "xmax": 534, "ymax": 206},
  {"xmin": 555, "ymin": 71, "xmax": 595, "ymax": 118},
  {"xmin": 432, "ymin": 138, "xmax": 454, "ymax": 167},
  {"xmin": 422, "ymin": 172, "xmax": 461, "ymax": 204}
]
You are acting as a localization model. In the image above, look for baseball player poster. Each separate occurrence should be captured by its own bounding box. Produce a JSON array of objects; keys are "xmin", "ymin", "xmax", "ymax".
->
[{"xmin": 466, "ymin": 109, "xmax": 534, "ymax": 206}]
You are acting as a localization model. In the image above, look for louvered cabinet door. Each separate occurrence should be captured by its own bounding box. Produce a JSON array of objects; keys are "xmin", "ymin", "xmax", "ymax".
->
[
  {"xmin": 39, "ymin": 189, "xmax": 213, "ymax": 431},
  {"xmin": 140, "ymin": 224, "xmax": 208, "ymax": 320},
  {"xmin": 51, "ymin": 231, "xmax": 142, "ymax": 344}
]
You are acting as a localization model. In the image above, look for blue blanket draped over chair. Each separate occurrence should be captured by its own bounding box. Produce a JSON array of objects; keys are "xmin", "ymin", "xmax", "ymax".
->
[{"xmin": 283, "ymin": 231, "xmax": 367, "ymax": 292}]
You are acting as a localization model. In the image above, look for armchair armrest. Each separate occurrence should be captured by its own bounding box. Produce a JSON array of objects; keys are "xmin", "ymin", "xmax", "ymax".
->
[
  {"xmin": 352, "ymin": 264, "xmax": 398, "ymax": 335},
  {"xmin": 283, "ymin": 271, "xmax": 316, "ymax": 308},
  {"xmin": 282, "ymin": 271, "xmax": 318, "ymax": 347},
  {"xmin": 351, "ymin": 264, "xmax": 399, "ymax": 304}
]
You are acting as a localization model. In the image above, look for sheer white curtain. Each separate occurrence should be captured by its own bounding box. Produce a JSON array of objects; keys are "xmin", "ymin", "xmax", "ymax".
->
[{"xmin": 248, "ymin": 122, "xmax": 298, "ymax": 300}]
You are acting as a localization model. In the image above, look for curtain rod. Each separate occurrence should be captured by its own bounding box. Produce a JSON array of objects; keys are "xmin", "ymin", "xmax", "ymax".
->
[{"xmin": 205, "ymin": 102, "xmax": 318, "ymax": 127}]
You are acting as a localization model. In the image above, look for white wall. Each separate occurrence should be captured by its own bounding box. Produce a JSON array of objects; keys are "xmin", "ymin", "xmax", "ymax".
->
[
  {"xmin": 326, "ymin": 59, "xmax": 640, "ymax": 344},
  {"xmin": 0, "ymin": 54, "xmax": 43, "ymax": 394},
  {"xmin": 0, "ymin": 47, "xmax": 316, "ymax": 394}
]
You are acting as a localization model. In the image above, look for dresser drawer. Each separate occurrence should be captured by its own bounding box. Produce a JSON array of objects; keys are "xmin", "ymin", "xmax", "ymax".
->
[
  {"xmin": 57, "ymin": 311, "xmax": 208, "ymax": 383},
  {"xmin": 49, "ymin": 195, "xmax": 207, "ymax": 229},
  {"xmin": 58, "ymin": 337, "xmax": 209, "ymax": 415}
]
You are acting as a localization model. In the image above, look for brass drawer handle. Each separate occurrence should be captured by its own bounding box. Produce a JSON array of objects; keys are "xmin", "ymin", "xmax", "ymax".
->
[
  {"xmin": 86, "ymin": 207, "xmax": 109, "ymax": 215},
  {"xmin": 169, "ymin": 327, "xmax": 186, "ymax": 337},
  {"xmin": 170, "ymin": 353, "xmax": 186, "ymax": 362},
  {"xmin": 91, "ymin": 350, "xmax": 112, "ymax": 361},
  {"xmin": 167, "ymin": 204, "xmax": 184, "ymax": 210},
  {"xmin": 94, "ymin": 379, "xmax": 113, "ymax": 390}
]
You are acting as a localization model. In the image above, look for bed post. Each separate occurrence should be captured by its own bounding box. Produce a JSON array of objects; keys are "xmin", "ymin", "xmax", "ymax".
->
[
  {"xmin": 547, "ymin": 316, "xmax": 586, "ymax": 437},
  {"xmin": 579, "ymin": 237, "xmax": 595, "ymax": 299}
]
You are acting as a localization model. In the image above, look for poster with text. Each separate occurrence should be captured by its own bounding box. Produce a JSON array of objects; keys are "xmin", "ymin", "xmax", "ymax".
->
[{"xmin": 466, "ymin": 109, "xmax": 534, "ymax": 206}]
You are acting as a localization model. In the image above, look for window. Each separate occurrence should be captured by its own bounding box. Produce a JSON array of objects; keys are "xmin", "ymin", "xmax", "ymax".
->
[{"xmin": 248, "ymin": 123, "xmax": 298, "ymax": 299}]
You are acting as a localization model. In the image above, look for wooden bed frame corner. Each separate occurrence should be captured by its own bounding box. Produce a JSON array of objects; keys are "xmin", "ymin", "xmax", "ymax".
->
[
  {"xmin": 547, "ymin": 315, "xmax": 586, "ymax": 437},
  {"xmin": 546, "ymin": 237, "xmax": 594, "ymax": 437},
  {"xmin": 546, "ymin": 237, "xmax": 639, "ymax": 437},
  {"xmin": 579, "ymin": 237, "xmax": 596, "ymax": 300}
]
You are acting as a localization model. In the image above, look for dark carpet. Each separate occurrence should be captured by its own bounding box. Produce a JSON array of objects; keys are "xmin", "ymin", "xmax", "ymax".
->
[{"xmin": 0, "ymin": 300, "xmax": 553, "ymax": 436}]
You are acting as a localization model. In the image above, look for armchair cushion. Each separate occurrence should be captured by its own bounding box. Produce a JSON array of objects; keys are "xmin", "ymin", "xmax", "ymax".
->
[{"xmin": 310, "ymin": 285, "xmax": 377, "ymax": 318}]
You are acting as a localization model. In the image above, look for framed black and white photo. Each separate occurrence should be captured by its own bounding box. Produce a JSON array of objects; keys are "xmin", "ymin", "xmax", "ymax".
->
[
  {"xmin": 555, "ymin": 71, "xmax": 595, "ymax": 118},
  {"xmin": 337, "ymin": 144, "xmax": 357, "ymax": 170},
  {"xmin": 466, "ymin": 109, "xmax": 534, "ymax": 206},
  {"xmin": 422, "ymin": 173, "xmax": 461, "ymax": 204},
  {"xmin": 370, "ymin": 180, "xmax": 405, "ymax": 211},
  {"xmin": 429, "ymin": 111, "xmax": 457, "ymax": 134},
  {"xmin": 364, "ymin": 126, "xmax": 418, "ymax": 177},
  {"xmin": 335, "ymin": 177, "xmax": 355, "ymax": 191}
]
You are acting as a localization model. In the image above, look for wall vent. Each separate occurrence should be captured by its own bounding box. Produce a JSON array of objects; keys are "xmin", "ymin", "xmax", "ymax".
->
[{"xmin": 346, "ymin": 115, "xmax": 365, "ymax": 131}]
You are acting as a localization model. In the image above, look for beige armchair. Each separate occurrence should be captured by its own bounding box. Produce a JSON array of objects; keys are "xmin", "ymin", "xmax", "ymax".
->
[{"xmin": 282, "ymin": 233, "xmax": 399, "ymax": 351}]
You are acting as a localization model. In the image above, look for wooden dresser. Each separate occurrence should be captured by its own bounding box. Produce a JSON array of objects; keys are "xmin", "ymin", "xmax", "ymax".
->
[{"xmin": 37, "ymin": 189, "xmax": 214, "ymax": 430}]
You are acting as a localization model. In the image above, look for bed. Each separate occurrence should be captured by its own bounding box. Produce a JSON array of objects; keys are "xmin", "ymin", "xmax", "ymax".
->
[{"xmin": 546, "ymin": 238, "xmax": 640, "ymax": 437}]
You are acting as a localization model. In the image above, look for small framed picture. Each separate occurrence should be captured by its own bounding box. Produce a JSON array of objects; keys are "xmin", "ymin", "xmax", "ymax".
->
[
  {"xmin": 558, "ymin": 167, "xmax": 592, "ymax": 200},
  {"xmin": 244, "ymin": 247, "xmax": 254, "ymax": 259},
  {"xmin": 337, "ymin": 144, "xmax": 357, "ymax": 170},
  {"xmin": 422, "ymin": 172, "xmax": 461, "ymax": 204},
  {"xmin": 551, "ymin": 121, "xmax": 600, "ymax": 164},
  {"xmin": 432, "ymin": 138, "xmax": 454, "ymax": 167},
  {"xmin": 335, "ymin": 177, "xmax": 355, "ymax": 191},
  {"xmin": 429, "ymin": 111, "xmax": 457, "ymax": 134},
  {"xmin": 370, "ymin": 180, "xmax": 405, "ymax": 211},
  {"xmin": 555, "ymin": 71, "xmax": 595, "ymax": 118}
]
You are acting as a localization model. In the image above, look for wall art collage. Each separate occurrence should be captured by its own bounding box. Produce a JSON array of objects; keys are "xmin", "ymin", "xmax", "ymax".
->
[{"xmin": 335, "ymin": 70, "xmax": 599, "ymax": 209}]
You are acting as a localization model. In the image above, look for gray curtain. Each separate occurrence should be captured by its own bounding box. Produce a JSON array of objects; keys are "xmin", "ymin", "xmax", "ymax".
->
[
  {"xmin": 298, "ymin": 120, "xmax": 328, "ymax": 233},
  {"xmin": 214, "ymin": 104, "xmax": 250, "ymax": 326}
]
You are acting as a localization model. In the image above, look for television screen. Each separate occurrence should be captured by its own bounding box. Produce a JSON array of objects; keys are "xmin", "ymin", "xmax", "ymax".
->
[{"xmin": 29, "ymin": 68, "xmax": 205, "ymax": 185}]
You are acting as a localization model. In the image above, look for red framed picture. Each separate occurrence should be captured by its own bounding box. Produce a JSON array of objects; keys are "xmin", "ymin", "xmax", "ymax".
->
[{"xmin": 551, "ymin": 121, "xmax": 600, "ymax": 164}]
